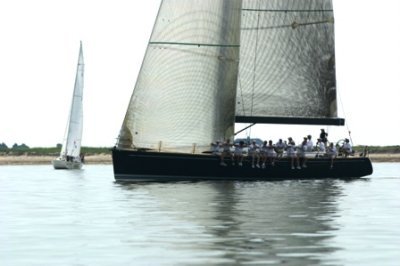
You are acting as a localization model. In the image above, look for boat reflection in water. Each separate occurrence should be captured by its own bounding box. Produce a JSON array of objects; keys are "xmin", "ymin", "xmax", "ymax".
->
[{"xmin": 117, "ymin": 179, "xmax": 351, "ymax": 265}]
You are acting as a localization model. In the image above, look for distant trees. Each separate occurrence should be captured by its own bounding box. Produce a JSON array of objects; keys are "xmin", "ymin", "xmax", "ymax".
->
[
  {"xmin": 0, "ymin": 142, "xmax": 8, "ymax": 151},
  {"xmin": 0, "ymin": 142, "xmax": 112, "ymax": 155},
  {"xmin": 0, "ymin": 143, "xmax": 30, "ymax": 152},
  {"xmin": 12, "ymin": 143, "xmax": 30, "ymax": 150}
]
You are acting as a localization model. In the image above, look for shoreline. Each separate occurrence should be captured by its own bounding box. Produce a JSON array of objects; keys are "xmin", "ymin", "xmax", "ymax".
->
[
  {"xmin": 367, "ymin": 153, "xmax": 400, "ymax": 162},
  {"xmin": 0, "ymin": 154, "xmax": 112, "ymax": 165},
  {"xmin": 0, "ymin": 153, "xmax": 399, "ymax": 165}
]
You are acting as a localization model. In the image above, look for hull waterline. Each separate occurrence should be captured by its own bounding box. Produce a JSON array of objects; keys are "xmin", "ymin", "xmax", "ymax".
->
[
  {"xmin": 112, "ymin": 148, "xmax": 373, "ymax": 182},
  {"xmin": 52, "ymin": 159, "xmax": 83, "ymax": 170}
]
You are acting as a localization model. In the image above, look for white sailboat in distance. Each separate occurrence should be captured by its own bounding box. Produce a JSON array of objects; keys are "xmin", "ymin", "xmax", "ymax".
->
[{"xmin": 53, "ymin": 41, "xmax": 84, "ymax": 170}]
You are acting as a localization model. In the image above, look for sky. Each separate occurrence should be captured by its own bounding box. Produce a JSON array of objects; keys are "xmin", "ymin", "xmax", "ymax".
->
[{"xmin": 0, "ymin": 0, "xmax": 399, "ymax": 148}]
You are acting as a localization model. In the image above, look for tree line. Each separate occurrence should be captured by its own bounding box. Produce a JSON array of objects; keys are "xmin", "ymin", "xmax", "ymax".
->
[
  {"xmin": 1, "ymin": 142, "xmax": 399, "ymax": 156},
  {"xmin": 0, "ymin": 143, "xmax": 111, "ymax": 155}
]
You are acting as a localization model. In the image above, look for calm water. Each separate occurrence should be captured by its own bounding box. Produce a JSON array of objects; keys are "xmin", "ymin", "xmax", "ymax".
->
[{"xmin": 0, "ymin": 163, "xmax": 399, "ymax": 266}]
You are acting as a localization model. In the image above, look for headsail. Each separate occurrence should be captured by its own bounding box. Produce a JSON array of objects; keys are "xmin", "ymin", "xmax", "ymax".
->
[
  {"xmin": 236, "ymin": 0, "xmax": 343, "ymax": 125},
  {"xmin": 118, "ymin": 0, "xmax": 243, "ymax": 152},
  {"xmin": 60, "ymin": 41, "xmax": 84, "ymax": 157}
]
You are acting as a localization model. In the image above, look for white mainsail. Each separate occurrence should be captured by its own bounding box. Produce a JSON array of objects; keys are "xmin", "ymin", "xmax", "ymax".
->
[{"xmin": 60, "ymin": 41, "xmax": 84, "ymax": 158}]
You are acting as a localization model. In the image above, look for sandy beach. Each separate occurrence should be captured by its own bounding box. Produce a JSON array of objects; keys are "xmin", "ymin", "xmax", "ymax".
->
[
  {"xmin": 0, "ymin": 154, "xmax": 112, "ymax": 165},
  {"xmin": 367, "ymin": 153, "xmax": 400, "ymax": 162},
  {"xmin": 0, "ymin": 153, "xmax": 399, "ymax": 165}
]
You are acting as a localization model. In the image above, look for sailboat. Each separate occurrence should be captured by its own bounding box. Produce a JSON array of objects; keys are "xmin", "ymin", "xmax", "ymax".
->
[
  {"xmin": 52, "ymin": 41, "xmax": 84, "ymax": 170},
  {"xmin": 112, "ymin": 0, "xmax": 373, "ymax": 181}
]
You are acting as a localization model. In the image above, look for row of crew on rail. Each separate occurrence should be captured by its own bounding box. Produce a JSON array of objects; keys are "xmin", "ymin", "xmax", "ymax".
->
[{"xmin": 211, "ymin": 136, "xmax": 353, "ymax": 170}]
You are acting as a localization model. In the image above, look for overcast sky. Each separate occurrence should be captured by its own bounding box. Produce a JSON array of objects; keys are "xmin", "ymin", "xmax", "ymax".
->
[{"xmin": 1, "ymin": 0, "xmax": 399, "ymax": 147}]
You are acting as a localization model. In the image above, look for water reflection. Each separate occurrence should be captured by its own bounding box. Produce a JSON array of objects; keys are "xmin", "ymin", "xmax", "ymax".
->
[
  {"xmin": 1, "ymin": 165, "xmax": 397, "ymax": 266},
  {"xmin": 117, "ymin": 179, "xmax": 350, "ymax": 265}
]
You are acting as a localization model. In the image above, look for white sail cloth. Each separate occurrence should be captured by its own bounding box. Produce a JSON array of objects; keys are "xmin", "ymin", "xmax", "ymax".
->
[
  {"xmin": 118, "ymin": 0, "xmax": 242, "ymax": 152},
  {"xmin": 118, "ymin": 0, "xmax": 339, "ymax": 153},
  {"xmin": 60, "ymin": 41, "xmax": 84, "ymax": 158}
]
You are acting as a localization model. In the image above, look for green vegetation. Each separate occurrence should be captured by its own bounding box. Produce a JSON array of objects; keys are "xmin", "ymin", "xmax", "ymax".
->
[
  {"xmin": 81, "ymin": 147, "xmax": 112, "ymax": 155},
  {"xmin": 1, "ymin": 143, "xmax": 30, "ymax": 151},
  {"xmin": 1, "ymin": 142, "xmax": 399, "ymax": 156},
  {"xmin": 0, "ymin": 144, "xmax": 112, "ymax": 156},
  {"xmin": 353, "ymin": 145, "xmax": 400, "ymax": 154}
]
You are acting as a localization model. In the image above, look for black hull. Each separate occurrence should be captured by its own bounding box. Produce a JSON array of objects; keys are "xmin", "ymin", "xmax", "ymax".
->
[{"xmin": 112, "ymin": 148, "xmax": 373, "ymax": 182}]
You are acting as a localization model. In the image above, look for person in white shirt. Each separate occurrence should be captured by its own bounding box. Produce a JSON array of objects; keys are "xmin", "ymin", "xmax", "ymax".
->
[
  {"xmin": 233, "ymin": 141, "xmax": 245, "ymax": 166},
  {"xmin": 248, "ymin": 141, "xmax": 260, "ymax": 168},
  {"xmin": 220, "ymin": 139, "xmax": 233, "ymax": 166},
  {"xmin": 211, "ymin": 141, "xmax": 221, "ymax": 155},
  {"xmin": 260, "ymin": 141, "xmax": 268, "ymax": 168},
  {"xmin": 341, "ymin": 138, "xmax": 352, "ymax": 157},
  {"xmin": 266, "ymin": 140, "xmax": 276, "ymax": 166},
  {"xmin": 317, "ymin": 138, "xmax": 326, "ymax": 157},
  {"xmin": 287, "ymin": 137, "xmax": 300, "ymax": 169},
  {"xmin": 327, "ymin": 142, "xmax": 337, "ymax": 168},
  {"xmin": 299, "ymin": 137, "xmax": 308, "ymax": 168},
  {"xmin": 275, "ymin": 139, "xmax": 286, "ymax": 158},
  {"xmin": 306, "ymin": 135, "xmax": 314, "ymax": 152}
]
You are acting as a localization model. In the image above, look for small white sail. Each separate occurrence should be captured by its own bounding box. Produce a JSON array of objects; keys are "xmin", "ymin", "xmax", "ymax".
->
[{"xmin": 53, "ymin": 41, "xmax": 84, "ymax": 169}]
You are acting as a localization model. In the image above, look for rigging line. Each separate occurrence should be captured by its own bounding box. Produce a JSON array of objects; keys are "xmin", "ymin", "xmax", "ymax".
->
[
  {"xmin": 237, "ymin": 73, "xmax": 246, "ymax": 116},
  {"xmin": 337, "ymin": 88, "xmax": 353, "ymax": 145},
  {"xmin": 150, "ymin": 45, "xmax": 238, "ymax": 61},
  {"xmin": 248, "ymin": 0, "xmax": 262, "ymax": 138},
  {"xmin": 234, "ymin": 123, "xmax": 256, "ymax": 136},
  {"xmin": 250, "ymin": 0, "xmax": 261, "ymax": 118},
  {"xmin": 149, "ymin": 41, "xmax": 240, "ymax": 48}
]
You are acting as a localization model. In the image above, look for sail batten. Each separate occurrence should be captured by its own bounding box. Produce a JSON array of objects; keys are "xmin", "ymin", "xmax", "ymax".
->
[{"xmin": 149, "ymin": 41, "xmax": 240, "ymax": 47}]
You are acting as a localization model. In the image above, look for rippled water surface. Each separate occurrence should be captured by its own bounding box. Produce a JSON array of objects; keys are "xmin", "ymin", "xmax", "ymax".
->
[{"xmin": 1, "ymin": 163, "xmax": 399, "ymax": 265}]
